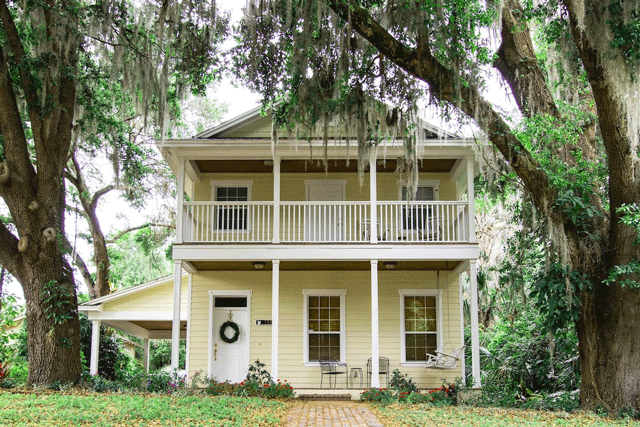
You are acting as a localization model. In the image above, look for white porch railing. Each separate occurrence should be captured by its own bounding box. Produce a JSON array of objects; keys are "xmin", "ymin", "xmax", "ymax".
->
[
  {"xmin": 279, "ymin": 201, "xmax": 370, "ymax": 243},
  {"xmin": 182, "ymin": 201, "xmax": 469, "ymax": 243},
  {"xmin": 377, "ymin": 201, "xmax": 469, "ymax": 243},
  {"xmin": 183, "ymin": 201, "xmax": 274, "ymax": 242}
]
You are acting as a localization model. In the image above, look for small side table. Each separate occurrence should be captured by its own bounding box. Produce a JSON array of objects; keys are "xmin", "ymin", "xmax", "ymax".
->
[{"xmin": 350, "ymin": 367, "xmax": 363, "ymax": 388}]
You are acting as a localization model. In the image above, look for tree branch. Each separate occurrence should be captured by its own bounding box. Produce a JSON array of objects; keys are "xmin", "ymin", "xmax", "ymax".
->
[
  {"xmin": 107, "ymin": 223, "xmax": 175, "ymax": 244},
  {"xmin": 326, "ymin": 0, "xmax": 557, "ymax": 218}
]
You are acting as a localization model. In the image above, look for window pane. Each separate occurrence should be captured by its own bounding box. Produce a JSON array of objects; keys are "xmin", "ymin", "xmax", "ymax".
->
[
  {"xmin": 309, "ymin": 334, "xmax": 319, "ymax": 346},
  {"xmin": 309, "ymin": 297, "xmax": 319, "ymax": 308},
  {"xmin": 330, "ymin": 296, "xmax": 340, "ymax": 307},
  {"xmin": 320, "ymin": 321, "xmax": 329, "ymax": 331},
  {"xmin": 320, "ymin": 309, "xmax": 330, "ymax": 321},
  {"xmin": 329, "ymin": 334, "xmax": 340, "ymax": 346},
  {"xmin": 309, "ymin": 320, "xmax": 319, "ymax": 331},
  {"xmin": 330, "ymin": 309, "xmax": 340, "ymax": 320},
  {"xmin": 406, "ymin": 347, "xmax": 416, "ymax": 361},
  {"xmin": 329, "ymin": 347, "xmax": 340, "ymax": 360},
  {"xmin": 405, "ymin": 319, "xmax": 415, "ymax": 332},
  {"xmin": 309, "ymin": 308, "xmax": 319, "ymax": 320},
  {"xmin": 320, "ymin": 297, "xmax": 329, "ymax": 308},
  {"xmin": 426, "ymin": 334, "xmax": 437, "ymax": 354},
  {"xmin": 425, "ymin": 296, "xmax": 436, "ymax": 307},
  {"xmin": 329, "ymin": 321, "xmax": 340, "ymax": 332},
  {"xmin": 426, "ymin": 320, "xmax": 436, "ymax": 331},
  {"xmin": 309, "ymin": 347, "xmax": 319, "ymax": 361}
]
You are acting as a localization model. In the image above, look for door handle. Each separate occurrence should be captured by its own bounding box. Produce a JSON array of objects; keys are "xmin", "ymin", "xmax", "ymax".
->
[{"xmin": 214, "ymin": 343, "xmax": 218, "ymax": 361}]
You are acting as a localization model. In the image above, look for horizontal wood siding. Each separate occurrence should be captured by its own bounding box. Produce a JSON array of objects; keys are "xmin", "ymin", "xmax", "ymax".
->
[
  {"xmin": 188, "ymin": 270, "xmax": 462, "ymax": 389},
  {"xmin": 102, "ymin": 276, "xmax": 189, "ymax": 314}
]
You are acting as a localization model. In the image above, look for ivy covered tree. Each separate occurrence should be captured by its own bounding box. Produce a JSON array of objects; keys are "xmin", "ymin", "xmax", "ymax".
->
[
  {"xmin": 237, "ymin": 0, "xmax": 640, "ymax": 411},
  {"xmin": 0, "ymin": 0, "xmax": 227, "ymax": 385}
]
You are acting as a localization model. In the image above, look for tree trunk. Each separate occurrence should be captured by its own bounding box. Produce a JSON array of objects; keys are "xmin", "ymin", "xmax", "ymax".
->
[{"xmin": 23, "ymin": 262, "xmax": 82, "ymax": 385}]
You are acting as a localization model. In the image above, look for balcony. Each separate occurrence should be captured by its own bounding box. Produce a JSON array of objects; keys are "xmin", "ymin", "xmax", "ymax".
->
[{"xmin": 181, "ymin": 201, "xmax": 471, "ymax": 244}]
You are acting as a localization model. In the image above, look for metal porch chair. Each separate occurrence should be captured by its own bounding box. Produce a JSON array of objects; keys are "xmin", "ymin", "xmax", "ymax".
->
[
  {"xmin": 319, "ymin": 358, "xmax": 348, "ymax": 388},
  {"xmin": 367, "ymin": 357, "xmax": 390, "ymax": 387}
]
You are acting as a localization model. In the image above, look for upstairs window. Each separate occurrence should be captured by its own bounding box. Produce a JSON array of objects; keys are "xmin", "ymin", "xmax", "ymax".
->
[
  {"xmin": 211, "ymin": 181, "xmax": 252, "ymax": 231},
  {"xmin": 400, "ymin": 181, "xmax": 438, "ymax": 231}
]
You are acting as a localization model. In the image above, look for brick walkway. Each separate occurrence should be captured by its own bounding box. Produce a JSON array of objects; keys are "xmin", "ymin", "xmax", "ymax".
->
[{"xmin": 286, "ymin": 401, "xmax": 384, "ymax": 427}]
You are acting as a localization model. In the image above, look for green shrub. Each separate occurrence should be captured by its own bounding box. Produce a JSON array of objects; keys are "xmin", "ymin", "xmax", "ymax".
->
[
  {"xmin": 389, "ymin": 369, "xmax": 419, "ymax": 393},
  {"xmin": 233, "ymin": 379, "xmax": 262, "ymax": 397},
  {"xmin": 204, "ymin": 379, "xmax": 238, "ymax": 396},
  {"xmin": 262, "ymin": 380, "xmax": 294, "ymax": 399},
  {"xmin": 360, "ymin": 388, "xmax": 395, "ymax": 405}
]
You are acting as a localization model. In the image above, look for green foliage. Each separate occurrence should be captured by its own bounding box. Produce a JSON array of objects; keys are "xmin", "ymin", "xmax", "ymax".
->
[
  {"xmin": 360, "ymin": 387, "xmax": 396, "ymax": 405},
  {"xmin": 40, "ymin": 281, "xmax": 76, "ymax": 326},
  {"xmin": 389, "ymin": 369, "xmax": 419, "ymax": 393},
  {"xmin": 147, "ymin": 340, "xmax": 186, "ymax": 372},
  {"xmin": 607, "ymin": 1, "xmax": 640, "ymax": 63},
  {"xmin": 261, "ymin": 381, "xmax": 294, "ymax": 399},
  {"xmin": 477, "ymin": 309, "xmax": 580, "ymax": 410},
  {"xmin": 78, "ymin": 315, "xmax": 122, "ymax": 380},
  {"xmin": 530, "ymin": 264, "xmax": 590, "ymax": 332},
  {"xmin": 107, "ymin": 232, "xmax": 172, "ymax": 291},
  {"xmin": 604, "ymin": 204, "xmax": 640, "ymax": 288},
  {"xmin": 245, "ymin": 359, "xmax": 273, "ymax": 385}
]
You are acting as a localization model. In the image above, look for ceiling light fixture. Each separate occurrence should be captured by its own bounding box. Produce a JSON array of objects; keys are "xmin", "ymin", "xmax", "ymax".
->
[{"xmin": 253, "ymin": 261, "xmax": 266, "ymax": 270}]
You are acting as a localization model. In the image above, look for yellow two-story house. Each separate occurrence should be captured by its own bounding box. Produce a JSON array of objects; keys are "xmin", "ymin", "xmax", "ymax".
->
[{"xmin": 82, "ymin": 106, "xmax": 482, "ymax": 392}]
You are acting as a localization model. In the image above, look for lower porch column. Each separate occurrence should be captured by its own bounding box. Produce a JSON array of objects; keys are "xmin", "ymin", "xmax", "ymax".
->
[
  {"xmin": 469, "ymin": 260, "xmax": 481, "ymax": 387},
  {"xmin": 90, "ymin": 320, "xmax": 101, "ymax": 376},
  {"xmin": 271, "ymin": 260, "xmax": 280, "ymax": 380},
  {"xmin": 370, "ymin": 259, "xmax": 380, "ymax": 387},
  {"xmin": 171, "ymin": 261, "xmax": 182, "ymax": 370},
  {"xmin": 142, "ymin": 338, "xmax": 150, "ymax": 374},
  {"xmin": 458, "ymin": 274, "xmax": 466, "ymax": 386}
]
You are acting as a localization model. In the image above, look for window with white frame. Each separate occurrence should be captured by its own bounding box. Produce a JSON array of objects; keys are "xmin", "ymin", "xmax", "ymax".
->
[
  {"xmin": 211, "ymin": 181, "xmax": 252, "ymax": 231},
  {"xmin": 400, "ymin": 180, "xmax": 439, "ymax": 231},
  {"xmin": 303, "ymin": 289, "xmax": 346, "ymax": 363},
  {"xmin": 400, "ymin": 289, "xmax": 441, "ymax": 363}
]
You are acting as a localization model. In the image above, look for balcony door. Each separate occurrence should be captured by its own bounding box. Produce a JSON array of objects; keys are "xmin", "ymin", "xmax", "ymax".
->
[{"xmin": 305, "ymin": 180, "xmax": 346, "ymax": 242}]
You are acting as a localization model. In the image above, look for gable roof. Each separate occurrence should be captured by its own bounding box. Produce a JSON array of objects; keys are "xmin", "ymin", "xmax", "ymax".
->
[
  {"xmin": 194, "ymin": 105, "xmax": 458, "ymax": 141},
  {"xmin": 79, "ymin": 274, "xmax": 185, "ymax": 308}
]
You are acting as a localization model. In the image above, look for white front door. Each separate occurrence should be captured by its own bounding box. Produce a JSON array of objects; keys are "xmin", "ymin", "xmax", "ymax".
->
[
  {"xmin": 305, "ymin": 180, "xmax": 346, "ymax": 241},
  {"xmin": 209, "ymin": 295, "xmax": 250, "ymax": 383}
]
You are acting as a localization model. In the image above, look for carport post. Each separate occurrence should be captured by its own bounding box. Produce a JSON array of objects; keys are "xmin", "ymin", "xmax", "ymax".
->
[
  {"xmin": 90, "ymin": 320, "xmax": 101, "ymax": 376},
  {"xmin": 143, "ymin": 338, "xmax": 150, "ymax": 374}
]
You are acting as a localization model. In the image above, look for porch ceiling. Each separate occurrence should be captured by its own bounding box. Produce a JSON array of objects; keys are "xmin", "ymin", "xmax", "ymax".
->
[
  {"xmin": 189, "ymin": 260, "xmax": 461, "ymax": 271},
  {"xmin": 128, "ymin": 320, "xmax": 187, "ymax": 332},
  {"xmin": 194, "ymin": 158, "xmax": 457, "ymax": 174}
]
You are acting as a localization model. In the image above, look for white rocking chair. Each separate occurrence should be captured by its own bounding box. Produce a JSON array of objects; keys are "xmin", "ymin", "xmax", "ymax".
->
[{"xmin": 425, "ymin": 346, "xmax": 465, "ymax": 369}]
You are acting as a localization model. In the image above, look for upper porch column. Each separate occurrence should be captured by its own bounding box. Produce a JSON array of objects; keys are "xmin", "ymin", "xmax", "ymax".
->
[
  {"xmin": 176, "ymin": 157, "xmax": 186, "ymax": 244},
  {"xmin": 466, "ymin": 156, "xmax": 476, "ymax": 243},
  {"xmin": 171, "ymin": 261, "xmax": 182, "ymax": 370},
  {"xmin": 273, "ymin": 156, "xmax": 281, "ymax": 244},
  {"xmin": 369, "ymin": 149, "xmax": 378, "ymax": 244}
]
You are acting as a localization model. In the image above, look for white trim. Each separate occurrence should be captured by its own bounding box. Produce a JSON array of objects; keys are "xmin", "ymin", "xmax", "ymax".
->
[
  {"xmin": 302, "ymin": 289, "xmax": 347, "ymax": 366},
  {"xmin": 210, "ymin": 180, "xmax": 254, "ymax": 200},
  {"xmin": 85, "ymin": 311, "xmax": 187, "ymax": 321},
  {"xmin": 398, "ymin": 288, "xmax": 442, "ymax": 366},
  {"xmin": 176, "ymin": 157, "xmax": 186, "ymax": 243},
  {"xmin": 469, "ymin": 260, "xmax": 481, "ymax": 387},
  {"xmin": 207, "ymin": 290, "xmax": 253, "ymax": 378}
]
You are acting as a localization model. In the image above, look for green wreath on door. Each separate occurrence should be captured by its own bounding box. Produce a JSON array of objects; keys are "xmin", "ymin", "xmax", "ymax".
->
[{"xmin": 219, "ymin": 321, "xmax": 240, "ymax": 343}]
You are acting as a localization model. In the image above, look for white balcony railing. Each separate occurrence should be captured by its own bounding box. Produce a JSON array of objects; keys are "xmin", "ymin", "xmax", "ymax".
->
[{"xmin": 182, "ymin": 201, "xmax": 470, "ymax": 244}]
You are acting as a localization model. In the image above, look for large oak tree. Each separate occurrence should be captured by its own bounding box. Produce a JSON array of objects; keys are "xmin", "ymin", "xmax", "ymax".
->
[
  {"xmin": 0, "ymin": 0, "xmax": 225, "ymax": 385},
  {"xmin": 237, "ymin": 0, "xmax": 640, "ymax": 411}
]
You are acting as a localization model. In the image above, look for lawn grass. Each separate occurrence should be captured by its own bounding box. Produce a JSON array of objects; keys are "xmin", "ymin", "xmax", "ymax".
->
[
  {"xmin": 0, "ymin": 390, "xmax": 292, "ymax": 426},
  {"xmin": 374, "ymin": 404, "xmax": 640, "ymax": 426}
]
